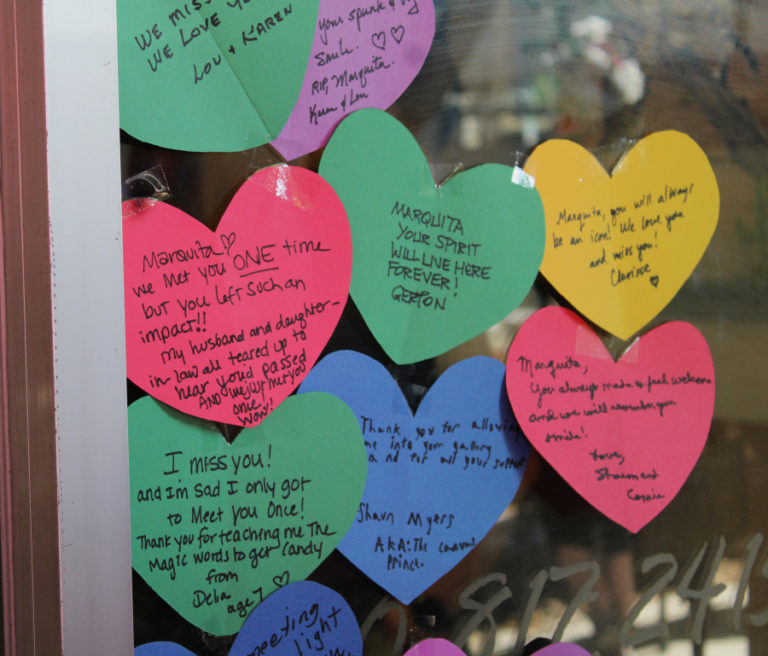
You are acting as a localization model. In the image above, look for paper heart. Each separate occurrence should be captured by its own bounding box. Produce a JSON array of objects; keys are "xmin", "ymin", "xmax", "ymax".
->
[
  {"xmin": 123, "ymin": 165, "xmax": 351, "ymax": 426},
  {"xmin": 135, "ymin": 644, "xmax": 196, "ymax": 656},
  {"xmin": 299, "ymin": 351, "xmax": 530, "ymax": 603},
  {"xmin": 532, "ymin": 645, "xmax": 592, "ymax": 656},
  {"xmin": 524, "ymin": 131, "xmax": 719, "ymax": 339},
  {"xmin": 129, "ymin": 393, "xmax": 367, "ymax": 635},
  {"xmin": 272, "ymin": 0, "xmax": 435, "ymax": 160},
  {"xmin": 230, "ymin": 581, "xmax": 362, "ymax": 656},
  {"xmin": 505, "ymin": 307, "xmax": 715, "ymax": 532},
  {"xmin": 135, "ymin": 582, "xmax": 361, "ymax": 656},
  {"xmin": 271, "ymin": 0, "xmax": 435, "ymax": 160},
  {"xmin": 117, "ymin": 0, "xmax": 319, "ymax": 151},
  {"xmin": 319, "ymin": 109, "xmax": 545, "ymax": 364},
  {"xmin": 404, "ymin": 639, "xmax": 467, "ymax": 656}
]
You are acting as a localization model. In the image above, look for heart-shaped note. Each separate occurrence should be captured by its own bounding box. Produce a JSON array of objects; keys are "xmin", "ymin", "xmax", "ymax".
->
[
  {"xmin": 123, "ymin": 165, "xmax": 351, "ymax": 426},
  {"xmin": 505, "ymin": 307, "xmax": 715, "ymax": 533},
  {"xmin": 299, "ymin": 350, "xmax": 530, "ymax": 603},
  {"xmin": 136, "ymin": 582, "xmax": 361, "ymax": 656},
  {"xmin": 271, "ymin": 0, "xmax": 435, "ymax": 159},
  {"xmin": 524, "ymin": 131, "xmax": 719, "ymax": 339},
  {"xmin": 230, "ymin": 581, "xmax": 361, "ymax": 656},
  {"xmin": 319, "ymin": 109, "xmax": 545, "ymax": 364},
  {"xmin": 404, "ymin": 639, "xmax": 467, "ymax": 656},
  {"xmin": 135, "ymin": 644, "xmax": 196, "ymax": 656},
  {"xmin": 129, "ymin": 393, "xmax": 367, "ymax": 635},
  {"xmin": 117, "ymin": 0, "xmax": 318, "ymax": 151},
  {"xmin": 532, "ymin": 645, "xmax": 591, "ymax": 656}
]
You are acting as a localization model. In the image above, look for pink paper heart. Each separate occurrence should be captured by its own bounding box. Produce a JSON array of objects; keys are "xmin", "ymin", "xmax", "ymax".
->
[
  {"xmin": 404, "ymin": 639, "xmax": 467, "ymax": 656},
  {"xmin": 271, "ymin": 0, "xmax": 435, "ymax": 160},
  {"xmin": 505, "ymin": 307, "xmax": 714, "ymax": 532},
  {"xmin": 123, "ymin": 165, "xmax": 351, "ymax": 426},
  {"xmin": 533, "ymin": 645, "xmax": 592, "ymax": 656}
]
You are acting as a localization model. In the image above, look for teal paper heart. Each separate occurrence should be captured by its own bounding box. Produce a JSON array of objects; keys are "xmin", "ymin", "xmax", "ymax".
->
[
  {"xmin": 118, "ymin": 0, "xmax": 319, "ymax": 151},
  {"xmin": 319, "ymin": 109, "xmax": 545, "ymax": 363},
  {"xmin": 129, "ymin": 393, "xmax": 366, "ymax": 635}
]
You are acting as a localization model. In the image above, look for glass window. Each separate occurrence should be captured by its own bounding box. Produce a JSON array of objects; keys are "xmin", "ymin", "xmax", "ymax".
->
[{"xmin": 122, "ymin": 2, "xmax": 768, "ymax": 654}]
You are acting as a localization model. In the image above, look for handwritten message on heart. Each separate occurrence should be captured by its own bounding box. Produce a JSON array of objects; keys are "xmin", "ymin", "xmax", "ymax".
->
[
  {"xmin": 319, "ymin": 109, "xmax": 545, "ymax": 363},
  {"xmin": 271, "ymin": 0, "xmax": 435, "ymax": 159},
  {"xmin": 123, "ymin": 166, "xmax": 351, "ymax": 426},
  {"xmin": 405, "ymin": 639, "xmax": 467, "ymax": 656},
  {"xmin": 230, "ymin": 582, "xmax": 361, "ymax": 656},
  {"xmin": 129, "ymin": 393, "xmax": 366, "ymax": 635},
  {"xmin": 524, "ymin": 131, "xmax": 719, "ymax": 339},
  {"xmin": 135, "ymin": 582, "xmax": 360, "ymax": 656},
  {"xmin": 117, "ymin": 0, "xmax": 318, "ymax": 151},
  {"xmin": 299, "ymin": 351, "xmax": 530, "ymax": 603},
  {"xmin": 505, "ymin": 307, "xmax": 715, "ymax": 532}
]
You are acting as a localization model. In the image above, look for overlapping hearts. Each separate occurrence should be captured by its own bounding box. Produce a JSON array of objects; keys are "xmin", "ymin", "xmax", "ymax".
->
[
  {"xmin": 118, "ymin": 0, "xmax": 436, "ymax": 154},
  {"xmin": 135, "ymin": 581, "xmax": 361, "ymax": 654}
]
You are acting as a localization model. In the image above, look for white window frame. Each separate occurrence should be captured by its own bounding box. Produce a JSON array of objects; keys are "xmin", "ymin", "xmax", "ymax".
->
[{"xmin": 44, "ymin": 1, "xmax": 134, "ymax": 654}]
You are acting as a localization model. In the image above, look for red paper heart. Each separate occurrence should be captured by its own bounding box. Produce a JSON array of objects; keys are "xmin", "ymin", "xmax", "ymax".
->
[
  {"xmin": 123, "ymin": 165, "xmax": 351, "ymax": 426},
  {"xmin": 505, "ymin": 307, "xmax": 714, "ymax": 532}
]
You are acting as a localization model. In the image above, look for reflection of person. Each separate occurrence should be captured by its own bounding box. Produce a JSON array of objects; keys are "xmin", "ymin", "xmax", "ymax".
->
[{"xmin": 535, "ymin": 457, "xmax": 637, "ymax": 656}]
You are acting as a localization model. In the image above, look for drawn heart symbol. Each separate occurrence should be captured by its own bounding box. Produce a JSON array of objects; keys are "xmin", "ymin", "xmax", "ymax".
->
[
  {"xmin": 117, "ymin": 0, "xmax": 319, "ymax": 151},
  {"xmin": 505, "ymin": 307, "xmax": 715, "ymax": 533},
  {"xmin": 524, "ymin": 131, "xmax": 719, "ymax": 339},
  {"xmin": 135, "ymin": 582, "xmax": 362, "ymax": 656},
  {"xmin": 299, "ymin": 351, "xmax": 530, "ymax": 603},
  {"xmin": 271, "ymin": 0, "xmax": 435, "ymax": 159},
  {"xmin": 404, "ymin": 639, "xmax": 468, "ymax": 656},
  {"xmin": 407, "ymin": 0, "xmax": 420, "ymax": 15},
  {"xmin": 129, "ymin": 394, "xmax": 367, "ymax": 635},
  {"xmin": 272, "ymin": 571, "xmax": 290, "ymax": 588},
  {"xmin": 123, "ymin": 165, "xmax": 352, "ymax": 426},
  {"xmin": 319, "ymin": 109, "xmax": 545, "ymax": 364}
]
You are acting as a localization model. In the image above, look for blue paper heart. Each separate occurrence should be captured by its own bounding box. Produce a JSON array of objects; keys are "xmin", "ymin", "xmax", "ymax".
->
[
  {"xmin": 231, "ymin": 581, "xmax": 361, "ymax": 656},
  {"xmin": 298, "ymin": 351, "xmax": 530, "ymax": 603}
]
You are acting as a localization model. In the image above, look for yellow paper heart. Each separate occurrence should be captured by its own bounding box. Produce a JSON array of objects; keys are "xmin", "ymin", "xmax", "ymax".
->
[{"xmin": 524, "ymin": 131, "xmax": 719, "ymax": 339}]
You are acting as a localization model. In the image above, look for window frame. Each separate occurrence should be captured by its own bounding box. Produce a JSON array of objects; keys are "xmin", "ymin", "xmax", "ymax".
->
[{"xmin": 1, "ymin": 0, "xmax": 134, "ymax": 654}]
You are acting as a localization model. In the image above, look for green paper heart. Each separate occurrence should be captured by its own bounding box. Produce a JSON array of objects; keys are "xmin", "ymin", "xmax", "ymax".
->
[
  {"xmin": 319, "ymin": 109, "xmax": 545, "ymax": 364},
  {"xmin": 117, "ymin": 0, "xmax": 318, "ymax": 151},
  {"xmin": 129, "ymin": 393, "xmax": 366, "ymax": 635}
]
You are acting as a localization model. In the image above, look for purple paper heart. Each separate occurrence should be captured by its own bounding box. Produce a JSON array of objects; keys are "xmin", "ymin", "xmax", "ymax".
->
[{"xmin": 271, "ymin": 0, "xmax": 435, "ymax": 160}]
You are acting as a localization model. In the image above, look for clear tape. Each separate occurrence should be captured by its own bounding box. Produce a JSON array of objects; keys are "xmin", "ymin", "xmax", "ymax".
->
[{"xmin": 122, "ymin": 164, "xmax": 170, "ymax": 201}]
